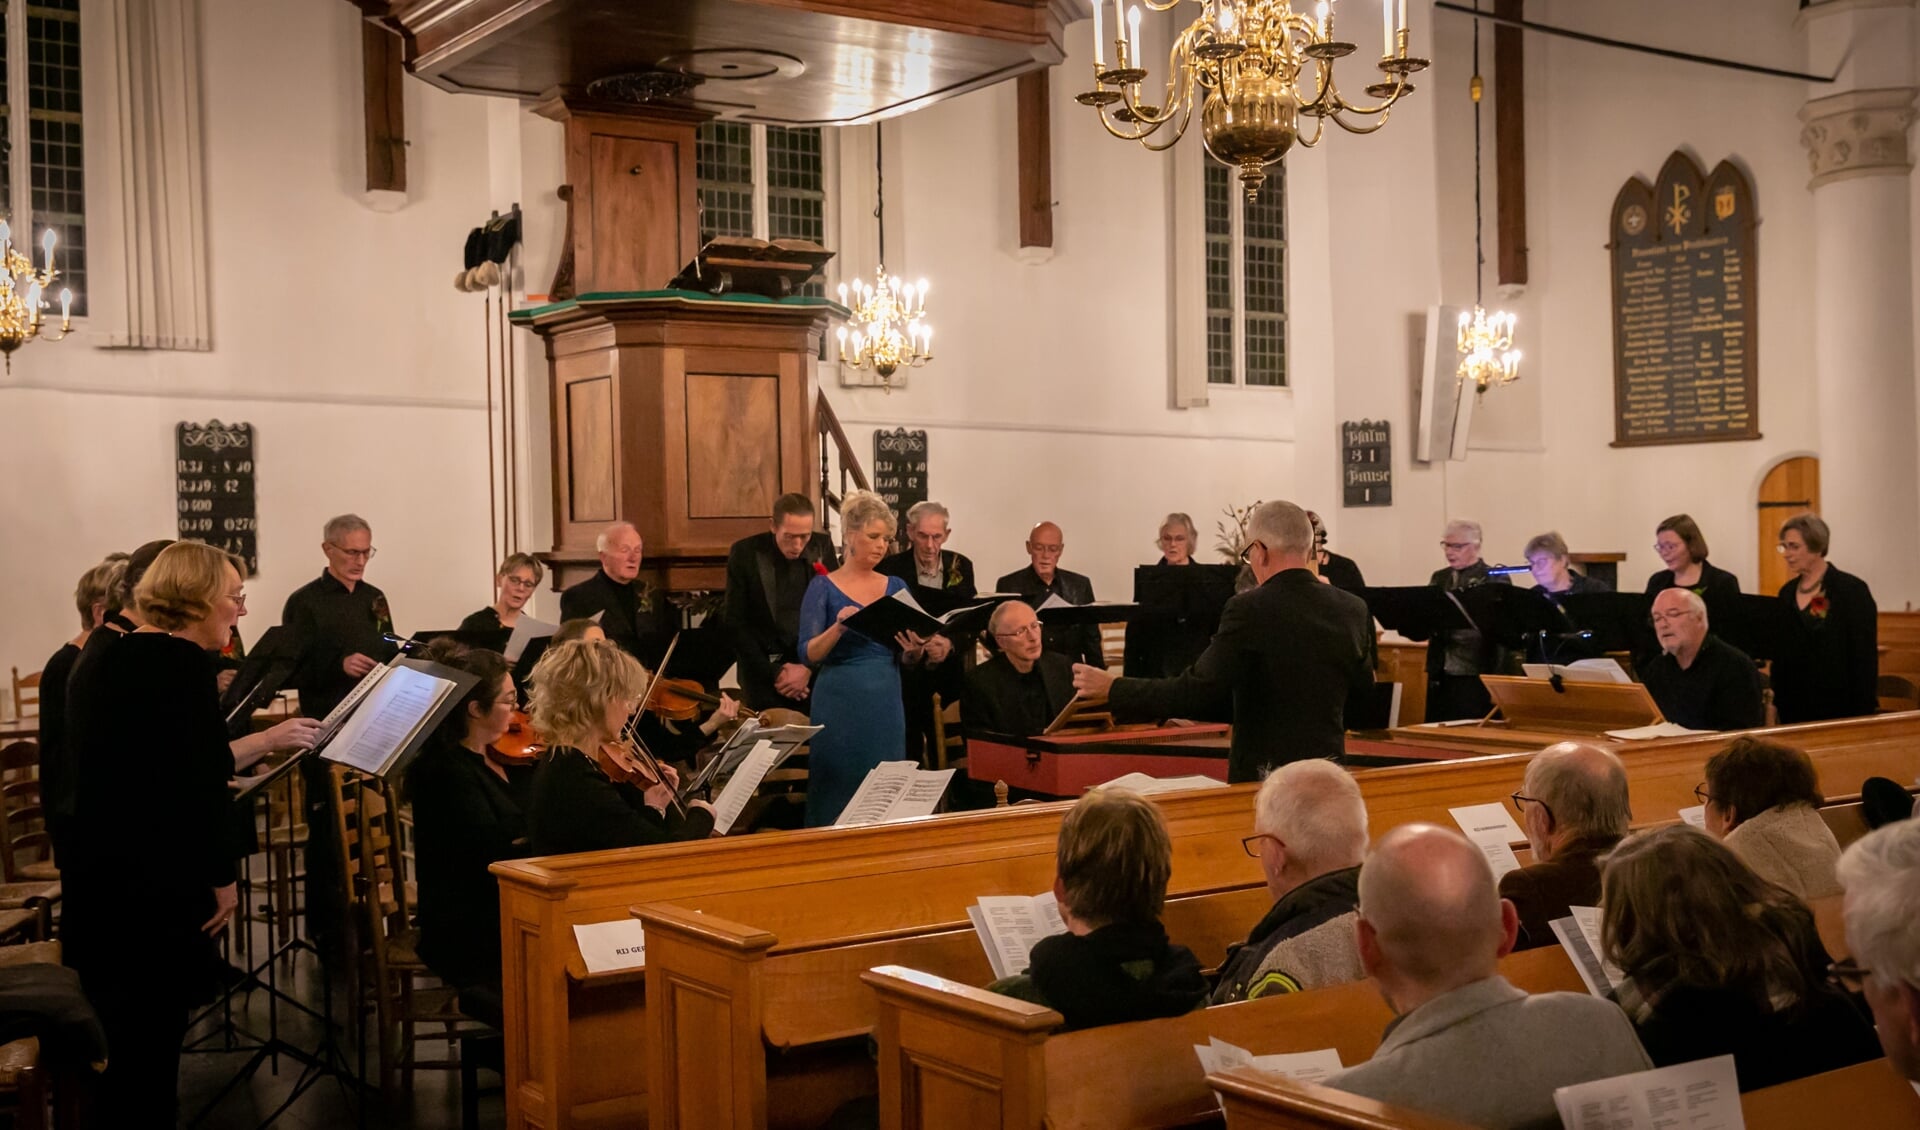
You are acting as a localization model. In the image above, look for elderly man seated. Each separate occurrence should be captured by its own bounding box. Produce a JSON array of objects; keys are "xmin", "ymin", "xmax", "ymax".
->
[
  {"xmin": 1326, "ymin": 825, "xmax": 1651, "ymax": 1128},
  {"xmin": 1502, "ymin": 742, "xmax": 1631, "ymax": 950},
  {"xmin": 1837, "ymin": 819, "xmax": 1920, "ymax": 1083},
  {"xmin": 964, "ymin": 601, "xmax": 1074, "ymax": 737},
  {"xmin": 1638, "ymin": 588, "xmax": 1765, "ymax": 732},
  {"xmin": 1211, "ymin": 760, "xmax": 1368, "ymax": 1004}
]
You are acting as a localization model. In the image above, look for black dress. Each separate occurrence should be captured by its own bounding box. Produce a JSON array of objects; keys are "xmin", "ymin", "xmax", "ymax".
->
[
  {"xmin": 527, "ymin": 748, "xmax": 716, "ymax": 855},
  {"xmin": 1645, "ymin": 559, "xmax": 1742, "ymax": 625},
  {"xmin": 1770, "ymin": 565, "xmax": 1879, "ymax": 723},
  {"xmin": 65, "ymin": 632, "xmax": 237, "ymax": 1122},
  {"xmin": 34, "ymin": 641, "xmax": 80, "ymax": 865},
  {"xmin": 404, "ymin": 736, "xmax": 531, "ymax": 993}
]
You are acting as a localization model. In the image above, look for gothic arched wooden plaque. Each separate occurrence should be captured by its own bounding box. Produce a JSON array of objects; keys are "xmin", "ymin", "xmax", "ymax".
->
[{"xmin": 1608, "ymin": 151, "xmax": 1760, "ymax": 446}]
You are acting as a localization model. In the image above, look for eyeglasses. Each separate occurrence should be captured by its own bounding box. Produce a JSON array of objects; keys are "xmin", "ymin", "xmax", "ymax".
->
[
  {"xmin": 1648, "ymin": 611, "xmax": 1700, "ymax": 625},
  {"xmin": 501, "ymin": 575, "xmax": 538, "ymax": 590},
  {"xmin": 1238, "ymin": 540, "xmax": 1266, "ymax": 564},
  {"xmin": 1692, "ymin": 783, "xmax": 1716, "ymax": 806},
  {"xmin": 1440, "ymin": 541, "xmax": 1475, "ymax": 551},
  {"xmin": 1241, "ymin": 833, "xmax": 1278, "ymax": 858},
  {"xmin": 993, "ymin": 623, "xmax": 1044, "ymax": 639},
  {"xmin": 1827, "ymin": 959, "xmax": 1870, "ymax": 994},
  {"xmin": 329, "ymin": 544, "xmax": 377, "ymax": 561},
  {"xmin": 226, "ymin": 591, "xmax": 248, "ymax": 609},
  {"xmin": 1776, "ymin": 542, "xmax": 1807, "ymax": 554},
  {"xmin": 1029, "ymin": 544, "xmax": 1064, "ymax": 554},
  {"xmin": 1510, "ymin": 790, "xmax": 1553, "ymax": 823}
]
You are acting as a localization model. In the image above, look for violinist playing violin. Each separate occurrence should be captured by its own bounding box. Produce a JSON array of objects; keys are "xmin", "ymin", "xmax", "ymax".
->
[
  {"xmin": 402, "ymin": 640, "xmax": 531, "ymax": 1025},
  {"xmin": 525, "ymin": 639, "xmax": 717, "ymax": 854}
]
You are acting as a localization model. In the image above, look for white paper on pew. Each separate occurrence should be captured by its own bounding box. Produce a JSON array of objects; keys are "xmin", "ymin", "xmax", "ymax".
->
[
  {"xmin": 1679, "ymin": 805, "xmax": 1708, "ymax": 828},
  {"xmin": 708, "ymin": 739, "xmax": 780, "ymax": 836},
  {"xmin": 1552, "ymin": 917, "xmax": 1614, "ymax": 999},
  {"xmin": 1553, "ymin": 1054, "xmax": 1742, "ymax": 1130},
  {"xmin": 1605, "ymin": 721, "xmax": 1712, "ymax": 740},
  {"xmin": 1097, "ymin": 772, "xmax": 1228, "ymax": 796},
  {"xmin": 1448, "ymin": 803, "xmax": 1525, "ymax": 878},
  {"xmin": 1194, "ymin": 1039, "xmax": 1342, "ymax": 1108},
  {"xmin": 973, "ymin": 893, "xmax": 1066, "ymax": 981},
  {"xmin": 573, "ymin": 919, "xmax": 647, "ymax": 974},
  {"xmin": 1570, "ymin": 905, "xmax": 1625, "ymax": 987}
]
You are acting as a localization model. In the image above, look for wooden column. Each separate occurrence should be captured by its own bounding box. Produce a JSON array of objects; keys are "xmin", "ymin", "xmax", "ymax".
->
[
  {"xmin": 1493, "ymin": 0, "xmax": 1527, "ymax": 286},
  {"xmin": 1016, "ymin": 70, "xmax": 1054, "ymax": 249},
  {"xmin": 361, "ymin": 22, "xmax": 406, "ymax": 193}
]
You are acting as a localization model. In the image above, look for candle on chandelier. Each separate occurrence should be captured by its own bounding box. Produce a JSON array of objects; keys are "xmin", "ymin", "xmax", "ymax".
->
[
  {"xmin": 59, "ymin": 289, "xmax": 70, "ymax": 322},
  {"xmin": 41, "ymin": 228, "xmax": 55, "ymax": 271},
  {"xmin": 1316, "ymin": 1, "xmax": 1329, "ymax": 37},
  {"xmin": 1128, "ymin": 5, "xmax": 1143, "ymax": 66},
  {"xmin": 1113, "ymin": 0, "xmax": 1126, "ymax": 62},
  {"xmin": 1094, "ymin": 0, "xmax": 1105, "ymax": 67},
  {"xmin": 1217, "ymin": 1, "xmax": 1236, "ymax": 35},
  {"xmin": 1382, "ymin": 0, "xmax": 1392, "ymax": 55}
]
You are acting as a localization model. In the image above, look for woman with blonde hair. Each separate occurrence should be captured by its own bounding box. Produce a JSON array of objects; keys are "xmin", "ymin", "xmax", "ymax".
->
[
  {"xmin": 799, "ymin": 489, "xmax": 950, "ymax": 825},
  {"xmin": 524, "ymin": 638, "xmax": 715, "ymax": 854},
  {"xmin": 1600, "ymin": 825, "xmax": 1878, "ymax": 1090},
  {"xmin": 63, "ymin": 541, "xmax": 254, "ymax": 1121}
]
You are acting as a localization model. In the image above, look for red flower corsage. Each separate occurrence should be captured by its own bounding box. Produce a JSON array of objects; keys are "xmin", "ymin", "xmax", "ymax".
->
[
  {"xmin": 1808, "ymin": 595, "xmax": 1829, "ymax": 619},
  {"xmin": 812, "ymin": 562, "xmax": 830, "ymax": 576}
]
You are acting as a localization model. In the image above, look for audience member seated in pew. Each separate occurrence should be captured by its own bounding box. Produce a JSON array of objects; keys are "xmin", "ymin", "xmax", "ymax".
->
[
  {"xmin": 1859, "ymin": 776, "xmax": 1917, "ymax": 829},
  {"xmin": 1700, "ymin": 738, "xmax": 1843, "ymax": 901},
  {"xmin": 1325, "ymin": 824, "xmax": 1651, "ymax": 1129},
  {"xmin": 1501, "ymin": 742, "xmax": 1631, "ymax": 952},
  {"xmin": 1211, "ymin": 760, "xmax": 1367, "ymax": 1004},
  {"xmin": 1836, "ymin": 818, "xmax": 1920, "ymax": 1084},
  {"xmin": 1600, "ymin": 824, "xmax": 1880, "ymax": 1090},
  {"xmin": 987, "ymin": 788, "xmax": 1209, "ymax": 1030}
]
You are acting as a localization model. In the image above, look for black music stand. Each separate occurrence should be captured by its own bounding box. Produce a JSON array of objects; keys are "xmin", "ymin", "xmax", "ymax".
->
[
  {"xmin": 1714, "ymin": 594, "xmax": 1801, "ymax": 661},
  {"xmin": 1124, "ymin": 565, "xmax": 1238, "ymax": 678},
  {"xmin": 221, "ymin": 626, "xmax": 306, "ymax": 739},
  {"xmin": 1458, "ymin": 585, "xmax": 1584, "ymax": 663},
  {"xmin": 1360, "ymin": 585, "xmax": 1476, "ymax": 642},
  {"xmin": 1558, "ymin": 591, "xmax": 1658, "ymax": 659}
]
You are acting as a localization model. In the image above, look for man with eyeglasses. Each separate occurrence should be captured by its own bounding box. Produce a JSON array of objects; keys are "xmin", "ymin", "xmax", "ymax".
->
[
  {"xmin": 1636, "ymin": 588, "xmax": 1764, "ymax": 731},
  {"xmin": 281, "ymin": 512, "xmax": 396, "ymax": 721},
  {"xmin": 1409, "ymin": 519, "xmax": 1509, "ymax": 722},
  {"xmin": 879, "ymin": 501, "xmax": 977, "ymax": 761},
  {"xmin": 995, "ymin": 521, "xmax": 1103, "ymax": 669},
  {"xmin": 964, "ymin": 601, "xmax": 1075, "ymax": 737},
  {"xmin": 722, "ymin": 494, "xmax": 839, "ymax": 711},
  {"xmin": 1074, "ymin": 500, "xmax": 1374, "ymax": 783},
  {"xmin": 1499, "ymin": 742, "xmax": 1630, "ymax": 950},
  {"xmin": 561, "ymin": 520, "xmax": 676, "ymax": 670},
  {"xmin": 1835, "ymin": 818, "xmax": 1920, "ymax": 1084}
]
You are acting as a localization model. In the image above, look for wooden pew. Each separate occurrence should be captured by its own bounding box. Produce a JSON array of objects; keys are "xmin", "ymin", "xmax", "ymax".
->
[
  {"xmin": 1208, "ymin": 1056, "xmax": 1920, "ymax": 1129},
  {"xmin": 860, "ymin": 946, "xmax": 1585, "ymax": 1130},
  {"xmin": 496, "ymin": 710, "xmax": 1920, "ymax": 1128}
]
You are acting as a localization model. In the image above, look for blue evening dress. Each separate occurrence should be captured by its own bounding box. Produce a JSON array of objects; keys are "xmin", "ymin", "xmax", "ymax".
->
[{"xmin": 798, "ymin": 573, "xmax": 908, "ymax": 826}]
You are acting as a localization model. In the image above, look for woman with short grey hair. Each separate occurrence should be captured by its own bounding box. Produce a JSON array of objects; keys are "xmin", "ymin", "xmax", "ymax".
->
[
  {"xmin": 1156, "ymin": 513, "xmax": 1199, "ymax": 566},
  {"xmin": 1771, "ymin": 513, "xmax": 1878, "ymax": 722},
  {"xmin": 1416, "ymin": 518, "xmax": 1510, "ymax": 721}
]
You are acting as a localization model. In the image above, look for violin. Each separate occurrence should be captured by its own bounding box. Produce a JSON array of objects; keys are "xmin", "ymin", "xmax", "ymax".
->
[
  {"xmin": 487, "ymin": 709, "xmax": 545, "ymax": 770},
  {"xmin": 643, "ymin": 677, "xmax": 728, "ymax": 724}
]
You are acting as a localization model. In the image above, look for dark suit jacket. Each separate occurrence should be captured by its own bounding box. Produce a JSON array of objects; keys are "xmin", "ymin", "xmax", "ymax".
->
[
  {"xmin": 722, "ymin": 531, "xmax": 838, "ymax": 709},
  {"xmin": 995, "ymin": 565, "xmax": 1104, "ymax": 669},
  {"xmin": 559, "ymin": 568, "xmax": 676, "ymax": 669},
  {"xmin": 1107, "ymin": 569, "xmax": 1374, "ymax": 783},
  {"xmin": 878, "ymin": 549, "xmax": 977, "ymax": 603},
  {"xmin": 1499, "ymin": 835, "xmax": 1621, "ymax": 951},
  {"xmin": 965, "ymin": 652, "xmax": 1076, "ymax": 737},
  {"xmin": 1770, "ymin": 564, "xmax": 1879, "ymax": 723}
]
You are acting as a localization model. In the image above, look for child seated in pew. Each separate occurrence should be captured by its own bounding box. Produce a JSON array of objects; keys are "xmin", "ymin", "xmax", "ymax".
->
[{"xmin": 988, "ymin": 787, "xmax": 1210, "ymax": 1030}]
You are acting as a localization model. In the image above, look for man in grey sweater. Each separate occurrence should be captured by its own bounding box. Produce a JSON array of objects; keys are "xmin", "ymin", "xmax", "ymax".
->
[{"xmin": 1327, "ymin": 824, "xmax": 1651, "ymax": 1130}]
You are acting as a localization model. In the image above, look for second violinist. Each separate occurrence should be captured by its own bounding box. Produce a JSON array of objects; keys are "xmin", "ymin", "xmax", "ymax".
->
[{"xmin": 525, "ymin": 638, "xmax": 717, "ymax": 854}]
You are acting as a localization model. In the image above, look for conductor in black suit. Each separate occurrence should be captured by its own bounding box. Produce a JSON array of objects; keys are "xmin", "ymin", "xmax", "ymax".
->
[
  {"xmin": 879, "ymin": 501, "xmax": 978, "ymax": 760},
  {"xmin": 966, "ymin": 602, "xmax": 1076, "ymax": 737},
  {"xmin": 1074, "ymin": 501, "xmax": 1375, "ymax": 783},
  {"xmin": 558, "ymin": 521, "xmax": 677, "ymax": 669},
  {"xmin": 995, "ymin": 521, "xmax": 1104, "ymax": 669},
  {"xmin": 722, "ymin": 493, "xmax": 838, "ymax": 712}
]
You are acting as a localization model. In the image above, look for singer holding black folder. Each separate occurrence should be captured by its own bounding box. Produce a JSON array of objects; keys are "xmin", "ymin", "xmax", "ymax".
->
[{"xmin": 799, "ymin": 490, "xmax": 950, "ymax": 826}]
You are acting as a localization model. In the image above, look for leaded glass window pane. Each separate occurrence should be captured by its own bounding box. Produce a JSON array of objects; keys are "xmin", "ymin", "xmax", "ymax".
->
[{"xmin": 26, "ymin": 0, "xmax": 81, "ymax": 313}]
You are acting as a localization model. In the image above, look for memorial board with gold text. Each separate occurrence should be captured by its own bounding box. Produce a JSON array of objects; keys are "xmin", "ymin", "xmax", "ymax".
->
[{"xmin": 1608, "ymin": 151, "xmax": 1760, "ymax": 446}]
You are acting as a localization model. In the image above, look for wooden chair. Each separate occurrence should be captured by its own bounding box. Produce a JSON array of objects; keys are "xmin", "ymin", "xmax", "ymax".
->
[
  {"xmin": 929, "ymin": 693, "xmax": 965, "ymax": 773},
  {"xmin": 1877, "ymin": 674, "xmax": 1920, "ymax": 713},
  {"xmin": 6, "ymin": 671, "xmax": 37, "ymax": 722},
  {"xmin": 0, "ymin": 743, "xmax": 56, "ymax": 884},
  {"xmin": 0, "ymin": 941, "xmax": 81, "ymax": 1130}
]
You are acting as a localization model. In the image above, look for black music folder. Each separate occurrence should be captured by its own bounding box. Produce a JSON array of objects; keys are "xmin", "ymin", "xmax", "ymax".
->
[
  {"xmin": 843, "ymin": 591, "xmax": 1001, "ymax": 651},
  {"xmin": 1360, "ymin": 586, "xmax": 1476, "ymax": 640},
  {"xmin": 220, "ymin": 625, "xmax": 305, "ymax": 737},
  {"xmin": 1032, "ymin": 596, "xmax": 1138, "ymax": 626}
]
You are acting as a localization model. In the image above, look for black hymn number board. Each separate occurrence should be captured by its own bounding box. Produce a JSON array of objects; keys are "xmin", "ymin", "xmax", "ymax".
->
[
  {"xmin": 176, "ymin": 420, "xmax": 259, "ymax": 574},
  {"xmin": 1341, "ymin": 419, "xmax": 1392, "ymax": 507},
  {"xmin": 870, "ymin": 428, "xmax": 929, "ymax": 541}
]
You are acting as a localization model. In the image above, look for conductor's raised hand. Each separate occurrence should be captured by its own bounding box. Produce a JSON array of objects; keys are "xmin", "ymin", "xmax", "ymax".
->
[{"xmin": 1071, "ymin": 664, "xmax": 1116, "ymax": 697}]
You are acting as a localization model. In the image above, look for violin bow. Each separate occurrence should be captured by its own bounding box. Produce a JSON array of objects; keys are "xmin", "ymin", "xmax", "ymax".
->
[{"xmin": 621, "ymin": 633, "xmax": 686, "ymax": 818}]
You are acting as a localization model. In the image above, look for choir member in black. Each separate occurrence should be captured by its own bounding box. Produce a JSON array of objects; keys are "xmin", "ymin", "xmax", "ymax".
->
[
  {"xmin": 403, "ymin": 641, "xmax": 530, "ymax": 1025},
  {"xmin": 64, "ymin": 542, "xmax": 252, "ymax": 1122},
  {"xmin": 1154, "ymin": 512, "xmax": 1199, "ymax": 566},
  {"xmin": 996, "ymin": 521, "xmax": 1103, "ymax": 669},
  {"xmin": 1409, "ymin": 520, "xmax": 1510, "ymax": 722},
  {"xmin": 965, "ymin": 602, "xmax": 1075, "ymax": 737},
  {"xmin": 459, "ymin": 552, "xmax": 545, "ymax": 636},
  {"xmin": 879, "ymin": 500, "xmax": 977, "ymax": 762},
  {"xmin": 560, "ymin": 521, "xmax": 675, "ymax": 669},
  {"xmin": 1638, "ymin": 589, "xmax": 1765, "ymax": 731},
  {"xmin": 1076, "ymin": 501, "xmax": 1374, "ymax": 783},
  {"xmin": 723, "ymin": 493, "xmax": 837, "ymax": 712},
  {"xmin": 1771, "ymin": 513, "xmax": 1879, "ymax": 722},
  {"xmin": 525, "ymin": 639, "xmax": 716, "ymax": 855},
  {"xmin": 1524, "ymin": 531, "xmax": 1609, "ymax": 598},
  {"xmin": 1307, "ymin": 511, "xmax": 1366, "ymax": 594},
  {"xmin": 1644, "ymin": 513, "xmax": 1741, "ymax": 620},
  {"xmin": 37, "ymin": 555, "xmax": 125, "ymax": 865}
]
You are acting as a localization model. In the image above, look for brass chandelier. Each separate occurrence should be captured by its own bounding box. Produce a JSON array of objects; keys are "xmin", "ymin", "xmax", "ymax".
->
[
  {"xmin": 0, "ymin": 220, "xmax": 71, "ymax": 372},
  {"xmin": 1456, "ymin": 3, "xmax": 1520, "ymax": 394},
  {"xmin": 836, "ymin": 124, "xmax": 932, "ymax": 390},
  {"xmin": 1077, "ymin": 0, "xmax": 1427, "ymax": 199}
]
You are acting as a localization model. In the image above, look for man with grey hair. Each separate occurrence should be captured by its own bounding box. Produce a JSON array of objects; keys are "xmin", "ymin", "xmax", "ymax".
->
[
  {"xmin": 1501, "ymin": 742, "xmax": 1632, "ymax": 950},
  {"xmin": 1075, "ymin": 500, "xmax": 1374, "ymax": 782},
  {"xmin": 1328, "ymin": 824, "xmax": 1650, "ymax": 1126},
  {"xmin": 282, "ymin": 513, "xmax": 395, "ymax": 720},
  {"xmin": 965, "ymin": 601, "xmax": 1074, "ymax": 737},
  {"xmin": 1837, "ymin": 819, "xmax": 1920, "ymax": 1082},
  {"xmin": 561, "ymin": 520, "xmax": 674, "ymax": 667},
  {"xmin": 1413, "ymin": 518, "xmax": 1510, "ymax": 722},
  {"xmin": 1638, "ymin": 587, "xmax": 1764, "ymax": 731},
  {"xmin": 1212, "ymin": 760, "xmax": 1369, "ymax": 1003},
  {"xmin": 880, "ymin": 501, "xmax": 977, "ymax": 759}
]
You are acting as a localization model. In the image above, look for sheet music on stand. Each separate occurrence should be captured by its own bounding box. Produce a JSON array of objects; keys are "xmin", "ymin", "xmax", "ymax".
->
[
  {"xmin": 678, "ymin": 719, "xmax": 822, "ymax": 803},
  {"xmin": 834, "ymin": 761, "xmax": 956, "ymax": 827},
  {"xmin": 314, "ymin": 658, "xmax": 478, "ymax": 779}
]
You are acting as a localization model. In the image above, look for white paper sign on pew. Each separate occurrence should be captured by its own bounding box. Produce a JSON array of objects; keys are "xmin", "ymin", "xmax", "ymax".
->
[
  {"xmin": 1554, "ymin": 1054, "xmax": 1742, "ymax": 1130},
  {"xmin": 1194, "ymin": 1039, "xmax": 1343, "ymax": 1109},
  {"xmin": 1447, "ymin": 802, "xmax": 1525, "ymax": 878},
  {"xmin": 573, "ymin": 919, "xmax": 648, "ymax": 974}
]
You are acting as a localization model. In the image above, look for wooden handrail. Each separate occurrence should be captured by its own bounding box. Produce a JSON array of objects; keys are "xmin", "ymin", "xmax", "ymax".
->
[{"xmin": 816, "ymin": 391, "xmax": 870, "ymax": 493}]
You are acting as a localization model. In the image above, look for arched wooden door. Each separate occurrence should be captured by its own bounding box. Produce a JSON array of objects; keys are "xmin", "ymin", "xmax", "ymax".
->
[{"xmin": 1757, "ymin": 456, "xmax": 1819, "ymax": 595}]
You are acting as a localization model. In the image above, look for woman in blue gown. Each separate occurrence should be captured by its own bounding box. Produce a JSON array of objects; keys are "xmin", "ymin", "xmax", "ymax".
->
[{"xmin": 799, "ymin": 491, "xmax": 951, "ymax": 825}]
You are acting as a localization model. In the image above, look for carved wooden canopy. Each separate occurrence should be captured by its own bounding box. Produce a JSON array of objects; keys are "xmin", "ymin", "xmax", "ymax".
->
[{"xmin": 379, "ymin": 0, "xmax": 1077, "ymax": 123}]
